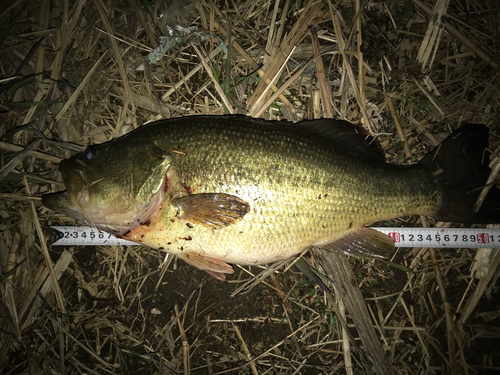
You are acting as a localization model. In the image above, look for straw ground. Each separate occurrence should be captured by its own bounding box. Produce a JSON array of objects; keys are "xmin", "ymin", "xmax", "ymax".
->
[{"xmin": 1, "ymin": 0, "xmax": 500, "ymax": 374}]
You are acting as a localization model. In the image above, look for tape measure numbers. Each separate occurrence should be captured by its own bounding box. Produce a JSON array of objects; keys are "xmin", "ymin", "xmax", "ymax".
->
[
  {"xmin": 50, "ymin": 226, "xmax": 500, "ymax": 248},
  {"xmin": 374, "ymin": 227, "xmax": 499, "ymax": 248},
  {"xmin": 51, "ymin": 226, "xmax": 136, "ymax": 246}
]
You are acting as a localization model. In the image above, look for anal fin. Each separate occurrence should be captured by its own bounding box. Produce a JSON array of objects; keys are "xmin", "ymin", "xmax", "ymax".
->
[
  {"xmin": 318, "ymin": 227, "xmax": 394, "ymax": 260},
  {"xmin": 178, "ymin": 253, "xmax": 234, "ymax": 281}
]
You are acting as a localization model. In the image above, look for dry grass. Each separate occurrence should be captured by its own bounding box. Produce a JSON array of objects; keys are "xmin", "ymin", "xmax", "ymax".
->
[{"xmin": 1, "ymin": 0, "xmax": 500, "ymax": 374}]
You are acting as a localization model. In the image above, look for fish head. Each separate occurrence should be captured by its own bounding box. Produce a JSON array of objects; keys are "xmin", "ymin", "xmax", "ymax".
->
[{"xmin": 53, "ymin": 139, "xmax": 172, "ymax": 232}]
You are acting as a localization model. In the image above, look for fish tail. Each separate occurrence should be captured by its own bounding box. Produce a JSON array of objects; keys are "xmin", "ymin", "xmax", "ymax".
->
[{"xmin": 420, "ymin": 124, "xmax": 500, "ymax": 223}]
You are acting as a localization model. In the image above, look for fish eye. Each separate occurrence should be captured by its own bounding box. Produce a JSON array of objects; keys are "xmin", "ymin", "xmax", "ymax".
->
[{"xmin": 84, "ymin": 147, "xmax": 97, "ymax": 160}]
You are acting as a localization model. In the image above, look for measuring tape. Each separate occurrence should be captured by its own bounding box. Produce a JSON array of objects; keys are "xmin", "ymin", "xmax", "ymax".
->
[
  {"xmin": 51, "ymin": 226, "xmax": 136, "ymax": 246},
  {"xmin": 50, "ymin": 226, "xmax": 500, "ymax": 248},
  {"xmin": 374, "ymin": 227, "xmax": 499, "ymax": 248}
]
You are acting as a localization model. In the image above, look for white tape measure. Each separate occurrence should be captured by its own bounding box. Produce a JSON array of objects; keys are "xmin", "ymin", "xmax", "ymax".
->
[
  {"xmin": 50, "ymin": 226, "xmax": 500, "ymax": 248},
  {"xmin": 374, "ymin": 227, "xmax": 499, "ymax": 248},
  {"xmin": 51, "ymin": 226, "xmax": 136, "ymax": 246}
]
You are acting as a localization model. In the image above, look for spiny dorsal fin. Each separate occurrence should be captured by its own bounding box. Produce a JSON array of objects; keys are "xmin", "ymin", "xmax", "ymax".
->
[{"xmin": 298, "ymin": 119, "xmax": 386, "ymax": 163}]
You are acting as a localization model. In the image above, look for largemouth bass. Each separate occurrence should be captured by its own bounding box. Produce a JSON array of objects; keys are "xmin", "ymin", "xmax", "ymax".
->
[{"xmin": 43, "ymin": 116, "xmax": 500, "ymax": 279}]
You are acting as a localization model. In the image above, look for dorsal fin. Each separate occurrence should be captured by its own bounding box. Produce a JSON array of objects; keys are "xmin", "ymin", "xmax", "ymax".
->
[{"xmin": 297, "ymin": 119, "xmax": 386, "ymax": 163}]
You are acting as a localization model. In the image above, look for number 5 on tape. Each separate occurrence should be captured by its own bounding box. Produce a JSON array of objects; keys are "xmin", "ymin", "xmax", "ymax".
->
[{"xmin": 51, "ymin": 226, "xmax": 136, "ymax": 246}]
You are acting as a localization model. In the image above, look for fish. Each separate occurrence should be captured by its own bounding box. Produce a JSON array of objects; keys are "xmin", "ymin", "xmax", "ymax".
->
[{"xmin": 42, "ymin": 115, "xmax": 500, "ymax": 280}]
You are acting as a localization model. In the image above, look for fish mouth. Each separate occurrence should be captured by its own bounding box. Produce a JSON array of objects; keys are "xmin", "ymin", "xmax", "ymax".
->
[
  {"xmin": 42, "ymin": 190, "xmax": 72, "ymax": 212},
  {"xmin": 43, "ymin": 175, "xmax": 169, "ymax": 235},
  {"xmin": 42, "ymin": 190, "xmax": 90, "ymax": 224},
  {"xmin": 41, "ymin": 190, "xmax": 141, "ymax": 233}
]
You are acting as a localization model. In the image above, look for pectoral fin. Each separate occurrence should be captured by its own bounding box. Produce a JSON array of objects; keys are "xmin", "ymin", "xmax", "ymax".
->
[
  {"xmin": 319, "ymin": 227, "xmax": 394, "ymax": 260},
  {"xmin": 178, "ymin": 253, "xmax": 234, "ymax": 281},
  {"xmin": 172, "ymin": 193, "xmax": 250, "ymax": 228}
]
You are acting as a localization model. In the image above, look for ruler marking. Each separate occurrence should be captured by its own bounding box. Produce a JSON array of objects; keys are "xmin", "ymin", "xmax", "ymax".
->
[
  {"xmin": 51, "ymin": 226, "xmax": 136, "ymax": 246},
  {"xmin": 375, "ymin": 227, "xmax": 499, "ymax": 248}
]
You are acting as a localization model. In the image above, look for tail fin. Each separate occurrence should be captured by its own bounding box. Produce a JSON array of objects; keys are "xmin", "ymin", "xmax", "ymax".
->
[{"xmin": 420, "ymin": 124, "xmax": 500, "ymax": 224}]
